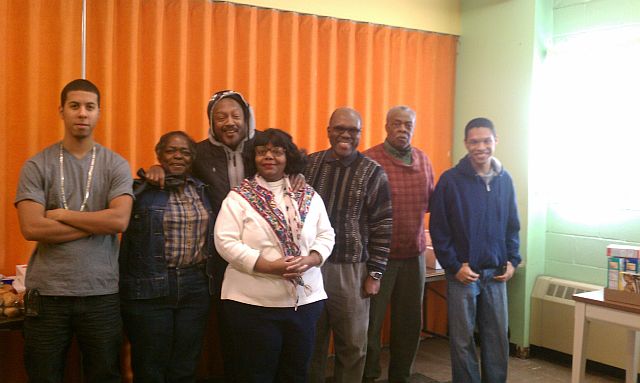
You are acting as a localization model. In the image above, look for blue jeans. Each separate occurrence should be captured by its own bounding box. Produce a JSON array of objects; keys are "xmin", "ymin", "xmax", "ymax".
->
[
  {"xmin": 23, "ymin": 293, "xmax": 122, "ymax": 383},
  {"xmin": 223, "ymin": 299, "xmax": 325, "ymax": 383},
  {"xmin": 446, "ymin": 269, "xmax": 509, "ymax": 383},
  {"xmin": 121, "ymin": 266, "xmax": 211, "ymax": 383}
]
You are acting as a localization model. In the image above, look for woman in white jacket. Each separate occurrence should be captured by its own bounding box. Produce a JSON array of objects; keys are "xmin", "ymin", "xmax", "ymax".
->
[{"xmin": 214, "ymin": 128, "xmax": 335, "ymax": 383}]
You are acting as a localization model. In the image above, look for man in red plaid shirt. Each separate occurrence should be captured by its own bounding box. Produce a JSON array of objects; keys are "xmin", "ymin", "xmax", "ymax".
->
[{"xmin": 363, "ymin": 106, "xmax": 435, "ymax": 383}]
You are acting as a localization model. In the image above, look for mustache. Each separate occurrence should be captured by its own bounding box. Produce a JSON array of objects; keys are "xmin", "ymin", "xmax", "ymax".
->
[{"xmin": 221, "ymin": 125, "xmax": 239, "ymax": 133}]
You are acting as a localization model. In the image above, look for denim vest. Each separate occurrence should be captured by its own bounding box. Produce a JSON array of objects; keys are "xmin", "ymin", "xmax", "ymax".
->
[{"xmin": 119, "ymin": 177, "xmax": 215, "ymax": 299}]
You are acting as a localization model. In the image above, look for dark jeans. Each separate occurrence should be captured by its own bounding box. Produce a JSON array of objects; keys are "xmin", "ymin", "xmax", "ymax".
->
[
  {"xmin": 210, "ymin": 258, "xmax": 237, "ymax": 382},
  {"xmin": 121, "ymin": 266, "xmax": 211, "ymax": 383},
  {"xmin": 23, "ymin": 293, "xmax": 122, "ymax": 383},
  {"xmin": 223, "ymin": 299, "xmax": 325, "ymax": 383}
]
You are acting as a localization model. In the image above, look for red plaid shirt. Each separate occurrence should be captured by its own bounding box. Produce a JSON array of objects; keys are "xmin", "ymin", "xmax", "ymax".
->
[{"xmin": 365, "ymin": 143, "xmax": 434, "ymax": 259}]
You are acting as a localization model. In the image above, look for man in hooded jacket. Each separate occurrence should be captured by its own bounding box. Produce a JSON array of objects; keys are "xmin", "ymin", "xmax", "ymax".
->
[{"xmin": 192, "ymin": 91, "xmax": 258, "ymax": 289}]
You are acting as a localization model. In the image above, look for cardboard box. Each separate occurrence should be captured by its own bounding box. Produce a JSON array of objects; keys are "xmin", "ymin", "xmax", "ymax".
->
[
  {"xmin": 604, "ymin": 287, "xmax": 640, "ymax": 306},
  {"xmin": 425, "ymin": 246, "xmax": 442, "ymax": 270},
  {"xmin": 608, "ymin": 257, "xmax": 625, "ymax": 289},
  {"xmin": 606, "ymin": 244, "xmax": 640, "ymax": 259},
  {"xmin": 625, "ymin": 258, "xmax": 639, "ymax": 273},
  {"xmin": 424, "ymin": 230, "xmax": 443, "ymax": 270}
]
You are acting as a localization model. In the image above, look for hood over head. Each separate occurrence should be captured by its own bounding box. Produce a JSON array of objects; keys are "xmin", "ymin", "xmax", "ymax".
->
[{"xmin": 206, "ymin": 90, "xmax": 256, "ymax": 148}]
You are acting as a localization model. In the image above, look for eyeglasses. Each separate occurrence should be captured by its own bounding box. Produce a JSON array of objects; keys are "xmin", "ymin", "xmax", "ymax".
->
[
  {"xmin": 255, "ymin": 146, "xmax": 286, "ymax": 157},
  {"xmin": 332, "ymin": 126, "xmax": 361, "ymax": 136}
]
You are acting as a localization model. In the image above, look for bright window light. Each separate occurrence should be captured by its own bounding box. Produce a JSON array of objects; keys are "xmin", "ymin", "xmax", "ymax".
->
[{"xmin": 539, "ymin": 26, "xmax": 640, "ymax": 218}]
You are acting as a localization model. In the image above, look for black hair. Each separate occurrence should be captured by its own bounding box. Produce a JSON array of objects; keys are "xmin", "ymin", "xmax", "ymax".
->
[
  {"xmin": 155, "ymin": 131, "xmax": 197, "ymax": 160},
  {"xmin": 244, "ymin": 128, "xmax": 308, "ymax": 177},
  {"xmin": 60, "ymin": 79, "xmax": 100, "ymax": 107},
  {"xmin": 464, "ymin": 117, "xmax": 496, "ymax": 139}
]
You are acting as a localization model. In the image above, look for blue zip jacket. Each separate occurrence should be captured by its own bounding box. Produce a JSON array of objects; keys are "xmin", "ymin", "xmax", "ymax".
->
[
  {"xmin": 119, "ymin": 176, "xmax": 215, "ymax": 299},
  {"xmin": 429, "ymin": 155, "xmax": 521, "ymax": 275}
]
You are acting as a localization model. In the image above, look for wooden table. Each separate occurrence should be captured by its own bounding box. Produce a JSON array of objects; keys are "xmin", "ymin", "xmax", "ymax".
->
[
  {"xmin": 426, "ymin": 268, "xmax": 445, "ymax": 283},
  {"xmin": 572, "ymin": 290, "xmax": 640, "ymax": 382},
  {"xmin": 0, "ymin": 315, "xmax": 24, "ymax": 331}
]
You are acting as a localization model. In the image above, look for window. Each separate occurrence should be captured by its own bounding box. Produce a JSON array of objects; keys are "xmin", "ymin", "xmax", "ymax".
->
[{"xmin": 539, "ymin": 27, "xmax": 640, "ymax": 218}]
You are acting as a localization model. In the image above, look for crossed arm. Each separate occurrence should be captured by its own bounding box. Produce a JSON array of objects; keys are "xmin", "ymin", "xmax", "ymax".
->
[{"xmin": 16, "ymin": 195, "xmax": 133, "ymax": 244}]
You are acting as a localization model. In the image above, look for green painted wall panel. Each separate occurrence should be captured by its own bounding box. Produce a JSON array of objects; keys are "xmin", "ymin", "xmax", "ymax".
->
[
  {"xmin": 545, "ymin": 233, "xmax": 577, "ymax": 263},
  {"xmin": 597, "ymin": 210, "xmax": 640, "ymax": 242},
  {"xmin": 544, "ymin": 260, "xmax": 606, "ymax": 286},
  {"xmin": 555, "ymin": 0, "xmax": 640, "ymax": 38},
  {"xmin": 574, "ymin": 237, "xmax": 615, "ymax": 268},
  {"xmin": 546, "ymin": 204, "xmax": 600, "ymax": 237}
]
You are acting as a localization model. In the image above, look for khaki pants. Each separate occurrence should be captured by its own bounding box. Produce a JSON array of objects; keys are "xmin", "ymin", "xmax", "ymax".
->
[{"xmin": 309, "ymin": 262, "xmax": 370, "ymax": 383}]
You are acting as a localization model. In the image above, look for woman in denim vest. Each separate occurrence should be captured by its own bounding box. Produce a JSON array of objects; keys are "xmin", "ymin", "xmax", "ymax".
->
[{"xmin": 120, "ymin": 131, "xmax": 215, "ymax": 383}]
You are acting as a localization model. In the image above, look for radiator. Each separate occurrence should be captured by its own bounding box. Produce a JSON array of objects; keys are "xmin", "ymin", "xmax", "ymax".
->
[{"xmin": 530, "ymin": 275, "xmax": 634, "ymax": 369}]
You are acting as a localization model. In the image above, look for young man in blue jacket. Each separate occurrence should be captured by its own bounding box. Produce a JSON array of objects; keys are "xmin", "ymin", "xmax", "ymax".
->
[{"xmin": 429, "ymin": 117, "xmax": 521, "ymax": 383}]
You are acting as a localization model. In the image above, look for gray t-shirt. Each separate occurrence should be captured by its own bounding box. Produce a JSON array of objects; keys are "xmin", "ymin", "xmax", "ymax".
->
[{"xmin": 15, "ymin": 142, "xmax": 133, "ymax": 296}]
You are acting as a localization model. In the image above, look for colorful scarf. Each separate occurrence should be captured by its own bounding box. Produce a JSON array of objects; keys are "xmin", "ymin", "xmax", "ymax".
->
[{"xmin": 233, "ymin": 175, "xmax": 314, "ymax": 260}]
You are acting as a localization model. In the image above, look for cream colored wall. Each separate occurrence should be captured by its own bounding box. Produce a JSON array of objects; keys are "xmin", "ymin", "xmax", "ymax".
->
[{"xmin": 222, "ymin": 0, "xmax": 460, "ymax": 34}]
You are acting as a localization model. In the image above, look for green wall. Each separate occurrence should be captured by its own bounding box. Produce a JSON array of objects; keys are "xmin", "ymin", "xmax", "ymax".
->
[
  {"xmin": 554, "ymin": 0, "xmax": 640, "ymax": 38},
  {"xmin": 456, "ymin": 0, "xmax": 640, "ymax": 351},
  {"xmin": 544, "ymin": 1, "xmax": 640, "ymax": 286},
  {"xmin": 455, "ymin": 0, "xmax": 550, "ymax": 349}
]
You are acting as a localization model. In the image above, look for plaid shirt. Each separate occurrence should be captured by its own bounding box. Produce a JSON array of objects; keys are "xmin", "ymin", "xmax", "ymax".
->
[
  {"xmin": 163, "ymin": 180, "xmax": 210, "ymax": 267},
  {"xmin": 364, "ymin": 143, "xmax": 434, "ymax": 259}
]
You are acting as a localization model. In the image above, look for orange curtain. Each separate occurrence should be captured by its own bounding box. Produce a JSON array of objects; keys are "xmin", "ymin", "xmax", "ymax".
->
[{"xmin": 2, "ymin": 0, "xmax": 457, "ymax": 276}]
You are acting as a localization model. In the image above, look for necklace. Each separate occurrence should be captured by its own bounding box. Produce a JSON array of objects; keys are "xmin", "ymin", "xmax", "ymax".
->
[{"xmin": 59, "ymin": 143, "xmax": 97, "ymax": 211}]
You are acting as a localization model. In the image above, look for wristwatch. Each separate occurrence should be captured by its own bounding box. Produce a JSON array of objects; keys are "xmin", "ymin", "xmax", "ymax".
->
[{"xmin": 369, "ymin": 271, "xmax": 383, "ymax": 280}]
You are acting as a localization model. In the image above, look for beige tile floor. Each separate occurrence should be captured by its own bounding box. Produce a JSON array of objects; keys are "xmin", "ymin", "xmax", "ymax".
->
[
  {"xmin": 326, "ymin": 337, "xmax": 628, "ymax": 382},
  {"xmin": 416, "ymin": 337, "xmax": 624, "ymax": 382}
]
